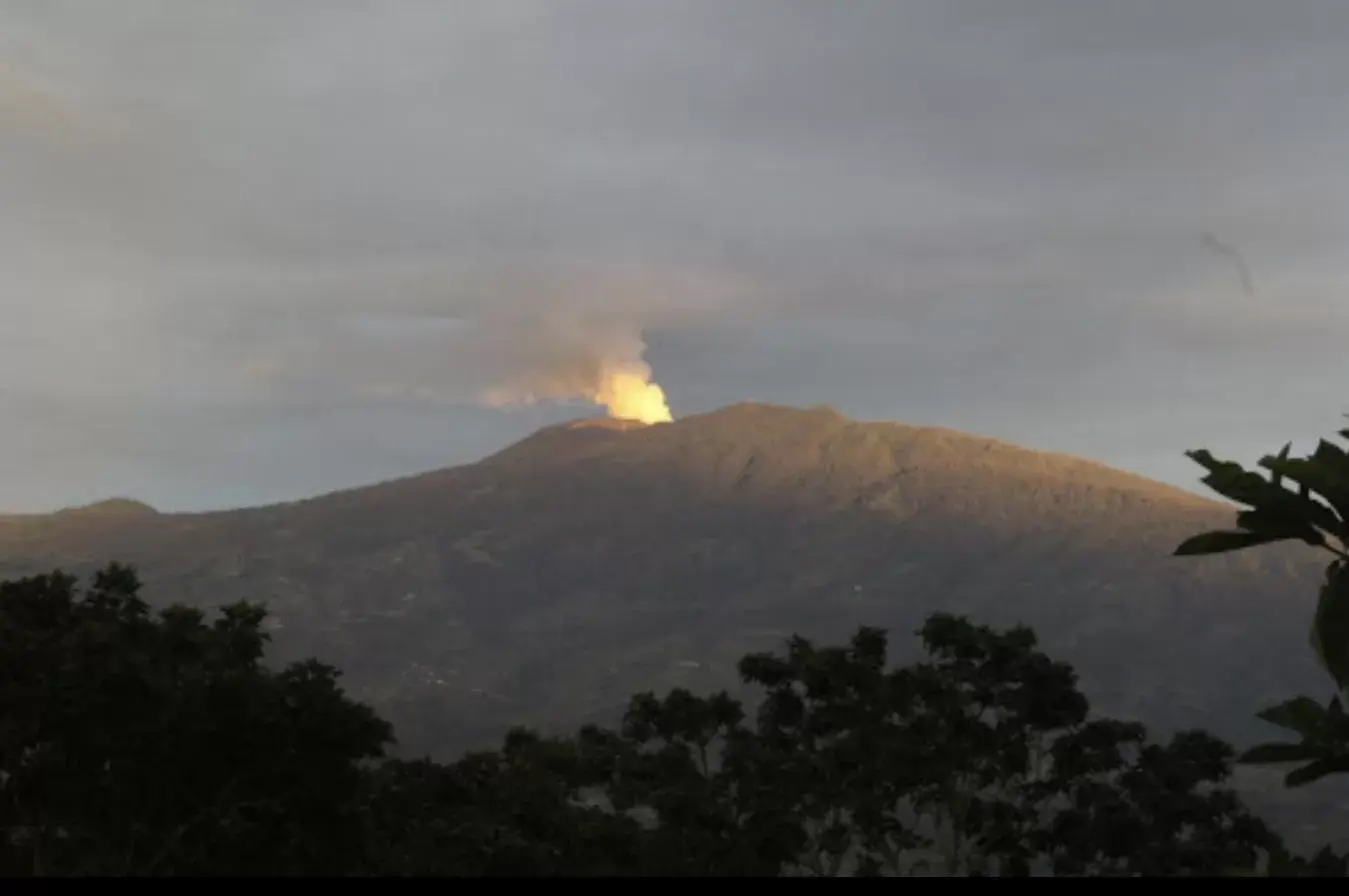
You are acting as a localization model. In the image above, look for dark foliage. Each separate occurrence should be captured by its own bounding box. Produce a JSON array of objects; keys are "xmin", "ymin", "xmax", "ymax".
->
[
  {"xmin": 0, "ymin": 565, "xmax": 392, "ymax": 876},
  {"xmin": 0, "ymin": 564, "xmax": 1321, "ymax": 876},
  {"xmin": 1176, "ymin": 424, "xmax": 1349, "ymax": 793}
]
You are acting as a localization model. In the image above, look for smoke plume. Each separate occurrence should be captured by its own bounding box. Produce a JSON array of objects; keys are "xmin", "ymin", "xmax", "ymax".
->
[{"xmin": 476, "ymin": 308, "xmax": 674, "ymax": 424}]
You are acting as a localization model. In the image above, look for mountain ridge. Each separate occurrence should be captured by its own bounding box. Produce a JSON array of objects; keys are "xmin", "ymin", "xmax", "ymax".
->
[{"xmin": 2, "ymin": 402, "xmax": 1220, "ymax": 518}]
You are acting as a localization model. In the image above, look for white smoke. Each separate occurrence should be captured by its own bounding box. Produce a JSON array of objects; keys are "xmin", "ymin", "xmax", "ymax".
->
[{"xmin": 476, "ymin": 307, "xmax": 673, "ymax": 422}]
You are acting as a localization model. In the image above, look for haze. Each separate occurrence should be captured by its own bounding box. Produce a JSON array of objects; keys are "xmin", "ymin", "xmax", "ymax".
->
[{"xmin": 3, "ymin": 0, "xmax": 1348, "ymax": 512}]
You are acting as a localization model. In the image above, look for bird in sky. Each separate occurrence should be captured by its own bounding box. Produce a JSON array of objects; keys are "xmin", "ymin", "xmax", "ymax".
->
[{"xmin": 1200, "ymin": 232, "xmax": 1255, "ymax": 297}]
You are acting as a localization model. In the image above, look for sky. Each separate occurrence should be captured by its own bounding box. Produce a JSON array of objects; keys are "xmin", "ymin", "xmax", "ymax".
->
[{"xmin": 2, "ymin": 0, "xmax": 1348, "ymax": 512}]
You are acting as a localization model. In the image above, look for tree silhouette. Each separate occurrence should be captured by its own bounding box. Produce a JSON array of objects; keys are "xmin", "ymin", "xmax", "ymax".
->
[
  {"xmin": 548, "ymin": 614, "xmax": 1280, "ymax": 875},
  {"xmin": 361, "ymin": 729, "xmax": 646, "ymax": 876},
  {"xmin": 0, "ymin": 565, "xmax": 1301, "ymax": 876},
  {"xmin": 1174, "ymin": 424, "xmax": 1349, "ymax": 792},
  {"xmin": 0, "ymin": 565, "xmax": 392, "ymax": 876}
]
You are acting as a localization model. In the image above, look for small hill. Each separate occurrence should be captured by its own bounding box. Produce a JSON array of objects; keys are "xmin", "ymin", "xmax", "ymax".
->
[
  {"xmin": 0, "ymin": 403, "xmax": 1338, "ymax": 846},
  {"xmin": 53, "ymin": 498, "xmax": 160, "ymax": 518}
]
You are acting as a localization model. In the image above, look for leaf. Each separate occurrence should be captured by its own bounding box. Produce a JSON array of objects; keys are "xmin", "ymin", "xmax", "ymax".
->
[
  {"xmin": 1312, "ymin": 438, "xmax": 1349, "ymax": 468},
  {"xmin": 1237, "ymin": 742, "xmax": 1316, "ymax": 765},
  {"xmin": 1259, "ymin": 454, "xmax": 1349, "ymax": 538},
  {"xmin": 1285, "ymin": 757, "xmax": 1349, "ymax": 788},
  {"xmin": 1234, "ymin": 508, "xmax": 1328, "ymax": 549},
  {"xmin": 1255, "ymin": 697, "xmax": 1328, "ymax": 738},
  {"xmin": 1248, "ymin": 489, "xmax": 1336, "ymax": 545},
  {"xmin": 1173, "ymin": 530, "xmax": 1295, "ymax": 557},
  {"xmin": 1184, "ymin": 448, "xmax": 1229, "ymax": 475},
  {"xmin": 1268, "ymin": 442, "xmax": 1292, "ymax": 488},
  {"xmin": 1206, "ymin": 465, "xmax": 1278, "ymax": 503},
  {"xmin": 1188, "ymin": 446, "xmax": 1344, "ymax": 539},
  {"xmin": 1312, "ymin": 562, "xmax": 1349, "ymax": 690}
]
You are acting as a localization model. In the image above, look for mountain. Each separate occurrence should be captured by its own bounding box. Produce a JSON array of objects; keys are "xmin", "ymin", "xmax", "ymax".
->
[{"xmin": 0, "ymin": 402, "xmax": 1341, "ymax": 844}]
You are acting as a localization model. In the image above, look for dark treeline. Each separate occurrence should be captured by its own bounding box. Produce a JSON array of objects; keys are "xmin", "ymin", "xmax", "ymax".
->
[
  {"xmin": 0, "ymin": 563, "xmax": 1340, "ymax": 877},
  {"xmin": 7, "ymin": 423, "xmax": 1349, "ymax": 876}
]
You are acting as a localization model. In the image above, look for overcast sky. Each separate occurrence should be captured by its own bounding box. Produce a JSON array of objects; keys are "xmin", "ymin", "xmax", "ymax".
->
[{"xmin": 2, "ymin": 1, "xmax": 1348, "ymax": 512}]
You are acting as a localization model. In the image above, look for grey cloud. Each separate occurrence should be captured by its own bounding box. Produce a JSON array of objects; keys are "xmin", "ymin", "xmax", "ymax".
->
[{"xmin": 1, "ymin": 0, "xmax": 1348, "ymax": 510}]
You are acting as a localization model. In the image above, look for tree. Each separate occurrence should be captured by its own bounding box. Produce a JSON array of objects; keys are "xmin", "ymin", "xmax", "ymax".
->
[
  {"xmin": 361, "ymin": 729, "xmax": 646, "ymax": 876},
  {"xmin": 0, "ymin": 563, "xmax": 1293, "ymax": 876},
  {"xmin": 1029, "ymin": 724, "xmax": 1277, "ymax": 875},
  {"xmin": 573, "ymin": 615, "xmax": 1280, "ymax": 876},
  {"xmin": 0, "ymin": 565, "xmax": 393, "ymax": 876},
  {"xmin": 889, "ymin": 614, "xmax": 1090, "ymax": 875},
  {"xmin": 735, "ymin": 626, "xmax": 928, "ymax": 875},
  {"xmin": 1173, "ymin": 425, "xmax": 1349, "ymax": 790},
  {"xmin": 575, "ymin": 689, "xmax": 807, "ymax": 875}
]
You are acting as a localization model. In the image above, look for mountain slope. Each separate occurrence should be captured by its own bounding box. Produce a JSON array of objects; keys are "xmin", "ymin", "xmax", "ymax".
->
[{"xmin": 0, "ymin": 403, "xmax": 1335, "ymax": 839}]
